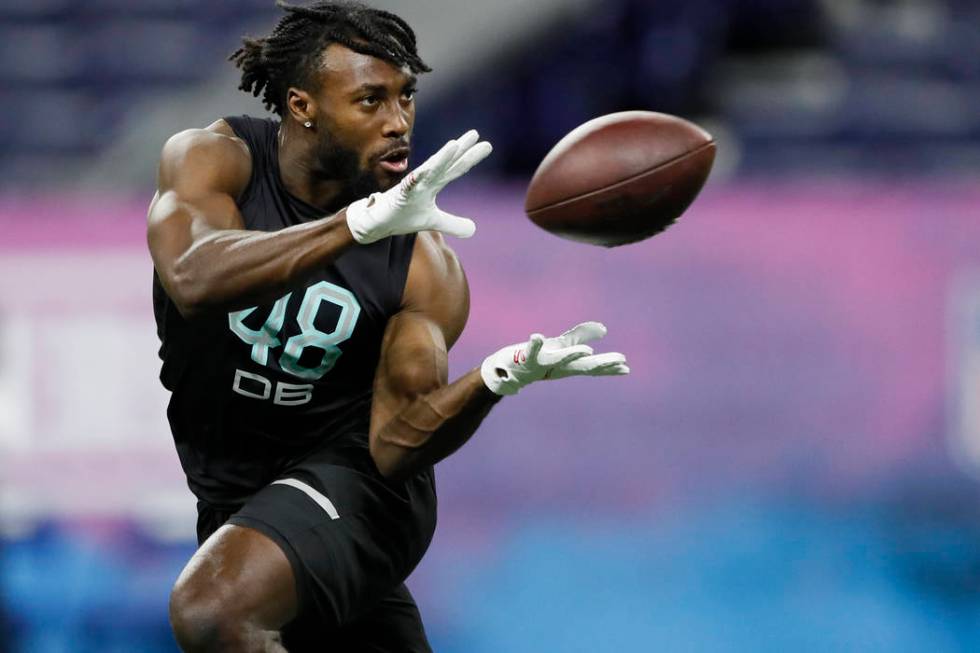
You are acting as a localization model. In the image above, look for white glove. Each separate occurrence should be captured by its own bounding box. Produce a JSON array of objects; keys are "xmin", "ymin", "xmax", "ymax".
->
[
  {"xmin": 480, "ymin": 322, "xmax": 630, "ymax": 396},
  {"xmin": 345, "ymin": 129, "xmax": 493, "ymax": 244}
]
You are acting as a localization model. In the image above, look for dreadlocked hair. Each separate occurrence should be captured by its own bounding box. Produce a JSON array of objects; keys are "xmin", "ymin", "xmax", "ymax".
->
[{"xmin": 229, "ymin": 1, "xmax": 431, "ymax": 116}]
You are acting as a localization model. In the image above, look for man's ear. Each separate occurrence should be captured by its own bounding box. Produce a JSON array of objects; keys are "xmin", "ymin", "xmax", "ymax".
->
[{"xmin": 286, "ymin": 87, "xmax": 316, "ymax": 127}]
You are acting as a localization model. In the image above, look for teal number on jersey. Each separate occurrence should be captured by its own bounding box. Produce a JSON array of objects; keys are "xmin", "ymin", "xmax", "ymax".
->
[
  {"xmin": 228, "ymin": 293, "xmax": 291, "ymax": 366},
  {"xmin": 228, "ymin": 281, "xmax": 361, "ymax": 380},
  {"xmin": 280, "ymin": 282, "xmax": 360, "ymax": 380}
]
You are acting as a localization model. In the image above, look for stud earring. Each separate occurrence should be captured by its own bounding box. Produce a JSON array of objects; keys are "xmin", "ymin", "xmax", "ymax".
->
[{"xmin": 304, "ymin": 121, "xmax": 313, "ymax": 128}]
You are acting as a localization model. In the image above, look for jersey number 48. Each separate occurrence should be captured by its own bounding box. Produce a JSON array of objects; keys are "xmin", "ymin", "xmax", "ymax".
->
[{"xmin": 227, "ymin": 280, "xmax": 361, "ymax": 405}]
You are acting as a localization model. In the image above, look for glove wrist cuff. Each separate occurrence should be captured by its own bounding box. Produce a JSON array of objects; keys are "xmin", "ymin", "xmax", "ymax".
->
[
  {"xmin": 345, "ymin": 195, "xmax": 381, "ymax": 244},
  {"xmin": 480, "ymin": 355, "xmax": 519, "ymax": 396}
]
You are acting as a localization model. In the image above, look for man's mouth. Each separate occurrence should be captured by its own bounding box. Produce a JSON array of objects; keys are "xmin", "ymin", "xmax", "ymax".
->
[{"xmin": 377, "ymin": 147, "xmax": 410, "ymax": 173}]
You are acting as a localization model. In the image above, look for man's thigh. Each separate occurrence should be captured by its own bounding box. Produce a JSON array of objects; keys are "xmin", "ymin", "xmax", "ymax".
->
[{"xmin": 225, "ymin": 458, "xmax": 437, "ymax": 632}]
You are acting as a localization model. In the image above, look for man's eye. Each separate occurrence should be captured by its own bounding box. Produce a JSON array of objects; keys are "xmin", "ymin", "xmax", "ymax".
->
[
  {"xmin": 360, "ymin": 95, "xmax": 379, "ymax": 106},
  {"xmin": 402, "ymin": 89, "xmax": 417, "ymax": 101}
]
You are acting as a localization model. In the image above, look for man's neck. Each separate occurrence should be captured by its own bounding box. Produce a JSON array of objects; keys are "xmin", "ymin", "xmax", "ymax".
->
[{"xmin": 277, "ymin": 123, "xmax": 347, "ymax": 212}]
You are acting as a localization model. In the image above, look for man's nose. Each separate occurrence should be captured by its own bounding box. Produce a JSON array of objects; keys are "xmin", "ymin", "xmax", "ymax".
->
[{"xmin": 382, "ymin": 102, "xmax": 410, "ymax": 138}]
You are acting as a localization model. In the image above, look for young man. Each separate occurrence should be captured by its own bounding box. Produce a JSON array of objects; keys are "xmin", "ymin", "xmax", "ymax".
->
[{"xmin": 147, "ymin": 2, "xmax": 628, "ymax": 651}]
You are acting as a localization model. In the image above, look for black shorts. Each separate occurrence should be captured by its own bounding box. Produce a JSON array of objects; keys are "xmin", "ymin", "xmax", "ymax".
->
[{"xmin": 197, "ymin": 450, "xmax": 438, "ymax": 653}]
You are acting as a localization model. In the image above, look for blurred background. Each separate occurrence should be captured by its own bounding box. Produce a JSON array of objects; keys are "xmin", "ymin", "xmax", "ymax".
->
[{"xmin": 1, "ymin": 0, "xmax": 980, "ymax": 650}]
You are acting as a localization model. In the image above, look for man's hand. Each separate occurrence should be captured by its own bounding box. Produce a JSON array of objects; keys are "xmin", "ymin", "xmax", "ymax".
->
[
  {"xmin": 346, "ymin": 130, "xmax": 492, "ymax": 244},
  {"xmin": 480, "ymin": 322, "xmax": 629, "ymax": 396}
]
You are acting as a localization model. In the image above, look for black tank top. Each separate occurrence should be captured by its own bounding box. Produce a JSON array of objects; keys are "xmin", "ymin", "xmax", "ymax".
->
[{"xmin": 153, "ymin": 115, "xmax": 417, "ymax": 506}]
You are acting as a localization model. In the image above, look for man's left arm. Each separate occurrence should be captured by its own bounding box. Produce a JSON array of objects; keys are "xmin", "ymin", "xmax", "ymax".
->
[
  {"xmin": 369, "ymin": 232, "xmax": 630, "ymax": 483},
  {"xmin": 369, "ymin": 231, "xmax": 498, "ymax": 482}
]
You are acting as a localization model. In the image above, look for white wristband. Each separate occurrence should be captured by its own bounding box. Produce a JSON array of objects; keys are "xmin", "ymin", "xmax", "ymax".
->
[{"xmin": 345, "ymin": 194, "xmax": 384, "ymax": 244}]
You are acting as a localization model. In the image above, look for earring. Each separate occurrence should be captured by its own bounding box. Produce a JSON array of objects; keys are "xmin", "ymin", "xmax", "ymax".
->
[{"xmin": 304, "ymin": 121, "xmax": 313, "ymax": 128}]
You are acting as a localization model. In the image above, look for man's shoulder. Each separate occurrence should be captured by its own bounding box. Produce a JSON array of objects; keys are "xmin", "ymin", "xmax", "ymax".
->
[
  {"xmin": 162, "ymin": 119, "xmax": 250, "ymax": 164},
  {"xmin": 414, "ymin": 231, "xmax": 463, "ymax": 272},
  {"xmin": 157, "ymin": 119, "xmax": 253, "ymax": 195}
]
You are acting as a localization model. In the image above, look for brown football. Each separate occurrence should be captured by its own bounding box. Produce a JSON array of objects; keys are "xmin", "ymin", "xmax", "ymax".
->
[{"xmin": 524, "ymin": 111, "xmax": 716, "ymax": 247}]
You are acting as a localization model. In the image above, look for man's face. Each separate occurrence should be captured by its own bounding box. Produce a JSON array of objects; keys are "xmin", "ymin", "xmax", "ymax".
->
[{"xmin": 307, "ymin": 44, "xmax": 417, "ymax": 200}]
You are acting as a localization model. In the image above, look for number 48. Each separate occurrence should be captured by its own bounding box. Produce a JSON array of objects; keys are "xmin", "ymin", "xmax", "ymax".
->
[{"xmin": 228, "ymin": 280, "xmax": 361, "ymax": 381}]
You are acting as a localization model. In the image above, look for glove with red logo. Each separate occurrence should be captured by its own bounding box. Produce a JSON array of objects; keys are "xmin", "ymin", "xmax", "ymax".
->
[{"xmin": 480, "ymin": 322, "xmax": 629, "ymax": 396}]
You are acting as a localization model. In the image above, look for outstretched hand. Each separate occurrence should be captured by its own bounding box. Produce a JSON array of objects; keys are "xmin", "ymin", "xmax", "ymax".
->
[
  {"xmin": 481, "ymin": 322, "xmax": 629, "ymax": 396},
  {"xmin": 345, "ymin": 130, "xmax": 493, "ymax": 244}
]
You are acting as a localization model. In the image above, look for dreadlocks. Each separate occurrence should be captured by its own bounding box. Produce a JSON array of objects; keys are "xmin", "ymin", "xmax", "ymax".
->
[{"xmin": 230, "ymin": 1, "xmax": 431, "ymax": 116}]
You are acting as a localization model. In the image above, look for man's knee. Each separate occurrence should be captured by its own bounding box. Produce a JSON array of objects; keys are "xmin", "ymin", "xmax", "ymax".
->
[
  {"xmin": 169, "ymin": 574, "xmax": 286, "ymax": 653},
  {"xmin": 170, "ymin": 576, "xmax": 233, "ymax": 652},
  {"xmin": 168, "ymin": 525, "xmax": 298, "ymax": 652}
]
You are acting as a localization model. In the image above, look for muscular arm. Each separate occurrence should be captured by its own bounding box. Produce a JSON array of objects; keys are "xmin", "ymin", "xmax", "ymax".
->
[
  {"xmin": 146, "ymin": 120, "xmax": 356, "ymax": 318},
  {"xmin": 369, "ymin": 232, "xmax": 501, "ymax": 482}
]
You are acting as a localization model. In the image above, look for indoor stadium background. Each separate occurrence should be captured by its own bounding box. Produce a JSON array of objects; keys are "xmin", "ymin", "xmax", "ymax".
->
[{"xmin": 2, "ymin": 0, "xmax": 980, "ymax": 651}]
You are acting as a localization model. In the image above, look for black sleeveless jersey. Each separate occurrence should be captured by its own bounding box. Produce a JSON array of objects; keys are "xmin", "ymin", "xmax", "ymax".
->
[{"xmin": 153, "ymin": 115, "xmax": 417, "ymax": 506}]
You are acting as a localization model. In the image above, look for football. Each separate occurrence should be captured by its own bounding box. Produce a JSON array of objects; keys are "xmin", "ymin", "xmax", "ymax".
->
[{"xmin": 524, "ymin": 111, "xmax": 716, "ymax": 247}]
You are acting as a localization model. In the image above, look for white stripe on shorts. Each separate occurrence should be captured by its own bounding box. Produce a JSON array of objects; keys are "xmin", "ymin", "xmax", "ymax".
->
[{"xmin": 271, "ymin": 478, "xmax": 341, "ymax": 520}]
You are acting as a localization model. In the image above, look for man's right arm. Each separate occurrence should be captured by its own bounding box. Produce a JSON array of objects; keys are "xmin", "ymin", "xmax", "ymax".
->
[{"xmin": 146, "ymin": 123, "xmax": 357, "ymax": 318}]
